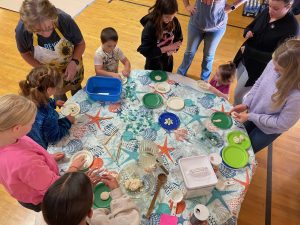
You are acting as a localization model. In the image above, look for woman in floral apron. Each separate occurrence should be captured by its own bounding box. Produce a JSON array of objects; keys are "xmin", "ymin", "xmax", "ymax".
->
[{"xmin": 15, "ymin": 0, "xmax": 85, "ymax": 101}]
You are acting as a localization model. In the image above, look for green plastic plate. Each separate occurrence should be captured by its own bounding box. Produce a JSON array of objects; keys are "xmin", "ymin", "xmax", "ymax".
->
[
  {"xmin": 222, "ymin": 145, "xmax": 249, "ymax": 169},
  {"xmin": 93, "ymin": 183, "xmax": 112, "ymax": 208},
  {"xmin": 149, "ymin": 70, "xmax": 168, "ymax": 82},
  {"xmin": 227, "ymin": 130, "xmax": 251, "ymax": 149},
  {"xmin": 142, "ymin": 93, "xmax": 163, "ymax": 109},
  {"xmin": 211, "ymin": 112, "xmax": 233, "ymax": 129}
]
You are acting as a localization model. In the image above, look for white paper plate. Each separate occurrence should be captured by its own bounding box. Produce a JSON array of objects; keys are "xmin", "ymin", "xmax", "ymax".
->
[
  {"xmin": 154, "ymin": 82, "xmax": 171, "ymax": 93},
  {"xmin": 70, "ymin": 150, "xmax": 94, "ymax": 170},
  {"xmin": 61, "ymin": 102, "xmax": 80, "ymax": 116},
  {"xmin": 197, "ymin": 80, "xmax": 211, "ymax": 90},
  {"xmin": 167, "ymin": 97, "xmax": 184, "ymax": 111}
]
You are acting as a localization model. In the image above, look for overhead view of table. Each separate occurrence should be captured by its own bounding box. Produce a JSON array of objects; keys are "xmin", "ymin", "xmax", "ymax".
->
[{"xmin": 48, "ymin": 70, "xmax": 256, "ymax": 225}]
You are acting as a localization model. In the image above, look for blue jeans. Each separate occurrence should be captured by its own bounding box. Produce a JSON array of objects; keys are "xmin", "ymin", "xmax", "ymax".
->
[
  {"xmin": 177, "ymin": 21, "xmax": 226, "ymax": 80},
  {"xmin": 244, "ymin": 121, "xmax": 281, "ymax": 153}
]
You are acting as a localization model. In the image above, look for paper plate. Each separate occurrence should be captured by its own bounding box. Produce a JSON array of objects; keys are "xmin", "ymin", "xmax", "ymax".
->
[
  {"xmin": 167, "ymin": 97, "xmax": 185, "ymax": 111},
  {"xmin": 70, "ymin": 150, "xmax": 94, "ymax": 171},
  {"xmin": 158, "ymin": 112, "xmax": 180, "ymax": 131},
  {"xmin": 61, "ymin": 102, "xmax": 80, "ymax": 116},
  {"xmin": 222, "ymin": 145, "xmax": 249, "ymax": 169},
  {"xmin": 211, "ymin": 112, "xmax": 233, "ymax": 129},
  {"xmin": 154, "ymin": 82, "xmax": 171, "ymax": 93},
  {"xmin": 142, "ymin": 93, "xmax": 163, "ymax": 109},
  {"xmin": 149, "ymin": 70, "xmax": 168, "ymax": 82},
  {"xmin": 227, "ymin": 130, "xmax": 251, "ymax": 149},
  {"xmin": 93, "ymin": 183, "xmax": 112, "ymax": 208},
  {"xmin": 197, "ymin": 80, "xmax": 211, "ymax": 90}
]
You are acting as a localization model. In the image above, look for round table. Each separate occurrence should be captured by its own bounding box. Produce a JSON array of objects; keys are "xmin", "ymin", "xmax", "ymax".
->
[{"xmin": 48, "ymin": 70, "xmax": 256, "ymax": 225}]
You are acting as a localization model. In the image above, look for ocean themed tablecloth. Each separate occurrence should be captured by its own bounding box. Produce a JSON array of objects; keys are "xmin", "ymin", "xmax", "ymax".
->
[{"xmin": 48, "ymin": 70, "xmax": 256, "ymax": 225}]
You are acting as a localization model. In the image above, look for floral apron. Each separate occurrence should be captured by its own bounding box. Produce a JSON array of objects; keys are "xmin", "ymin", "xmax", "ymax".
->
[{"xmin": 33, "ymin": 27, "xmax": 84, "ymax": 95}]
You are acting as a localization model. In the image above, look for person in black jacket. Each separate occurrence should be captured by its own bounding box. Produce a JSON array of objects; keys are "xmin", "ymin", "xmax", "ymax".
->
[
  {"xmin": 137, "ymin": 0, "xmax": 183, "ymax": 72},
  {"xmin": 233, "ymin": 0, "xmax": 299, "ymax": 105}
]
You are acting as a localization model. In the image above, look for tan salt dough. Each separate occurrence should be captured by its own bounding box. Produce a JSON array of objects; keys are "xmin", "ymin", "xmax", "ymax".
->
[
  {"xmin": 100, "ymin": 191, "xmax": 110, "ymax": 201},
  {"xmin": 124, "ymin": 178, "xmax": 143, "ymax": 191},
  {"xmin": 233, "ymin": 136, "xmax": 241, "ymax": 144},
  {"xmin": 155, "ymin": 76, "xmax": 162, "ymax": 81}
]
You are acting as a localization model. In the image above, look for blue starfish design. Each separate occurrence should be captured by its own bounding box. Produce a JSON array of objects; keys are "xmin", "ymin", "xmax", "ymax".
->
[
  {"xmin": 177, "ymin": 214, "xmax": 187, "ymax": 224},
  {"xmin": 120, "ymin": 149, "xmax": 139, "ymax": 165},
  {"xmin": 206, "ymin": 188, "xmax": 236, "ymax": 212},
  {"xmin": 185, "ymin": 112, "xmax": 208, "ymax": 125}
]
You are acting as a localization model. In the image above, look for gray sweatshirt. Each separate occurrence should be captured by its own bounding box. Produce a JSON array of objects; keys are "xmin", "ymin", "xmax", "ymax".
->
[
  {"xmin": 190, "ymin": 0, "xmax": 228, "ymax": 31},
  {"xmin": 243, "ymin": 60, "xmax": 300, "ymax": 134}
]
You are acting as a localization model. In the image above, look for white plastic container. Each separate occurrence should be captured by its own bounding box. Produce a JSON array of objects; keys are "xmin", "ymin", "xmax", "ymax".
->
[{"xmin": 179, "ymin": 155, "xmax": 218, "ymax": 199}]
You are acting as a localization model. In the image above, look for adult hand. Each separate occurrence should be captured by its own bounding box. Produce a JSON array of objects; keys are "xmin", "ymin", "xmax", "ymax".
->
[
  {"xmin": 51, "ymin": 152, "xmax": 65, "ymax": 161},
  {"xmin": 56, "ymin": 100, "xmax": 65, "ymax": 107},
  {"xmin": 229, "ymin": 104, "xmax": 248, "ymax": 114},
  {"xmin": 66, "ymin": 115, "xmax": 76, "ymax": 124},
  {"xmin": 100, "ymin": 174, "xmax": 119, "ymax": 190},
  {"xmin": 245, "ymin": 31, "xmax": 254, "ymax": 39},
  {"xmin": 86, "ymin": 168, "xmax": 103, "ymax": 187},
  {"xmin": 167, "ymin": 41, "xmax": 182, "ymax": 52},
  {"xmin": 234, "ymin": 112, "xmax": 249, "ymax": 123},
  {"xmin": 65, "ymin": 60, "xmax": 77, "ymax": 81},
  {"xmin": 69, "ymin": 155, "xmax": 86, "ymax": 170},
  {"xmin": 185, "ymin": 4, "xmax": 196, "ymax": 15}
]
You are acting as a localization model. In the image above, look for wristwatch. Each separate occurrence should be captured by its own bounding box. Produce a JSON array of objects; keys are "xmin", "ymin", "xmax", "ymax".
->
[
  {"xmin": 71, "ymin": 58, "xmax": 79, "ymax": 65},
  {"xmin": 230, "ymin": 5, "xmax": 236, "ymax": 11}
]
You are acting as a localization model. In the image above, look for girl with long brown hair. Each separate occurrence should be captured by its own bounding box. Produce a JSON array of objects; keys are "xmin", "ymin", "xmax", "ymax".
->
[
  {"xmin": 230, "ymin": 38, "xmax": 300, "ymax": 153},
  {"xmin": 137, "ymin": 0, "xmax": 183, "ymax": 72},
  {"xmin": 19, "ymin": 65, "xmax": 74, "ymax": 149}
]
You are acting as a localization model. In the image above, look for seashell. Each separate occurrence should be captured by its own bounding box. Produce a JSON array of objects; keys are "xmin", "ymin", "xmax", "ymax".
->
[
  {"xmin": 142, "ymin": 128, "xmax": 157, "ymax": 141},
  {"xmin": 63, "ymin": 139, "xmax": 83, "ymax": 154},
  {"xmin": 79, "ymin": 100, "xmax": 92, "ymax": 113}
]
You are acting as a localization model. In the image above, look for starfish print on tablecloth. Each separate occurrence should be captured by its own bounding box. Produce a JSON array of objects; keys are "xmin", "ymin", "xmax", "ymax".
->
[
  {"xmin": 157, "ymin": 136, "xmax": 175, "ymax": 163},
  {"xmin": 85, "ymin": 110, "xmax": 113, "ymax": 130},
  {"xmin": 185, "ymin": 112, "xmax": 208, "ymax": 125},
  {"xmin": 119, "ymin": 149, "xmax": 139, "ymax": 166},
  {"xmin": 206, "ymin": 188, "xmax": 236, "ymax": 212},
  {"xmin": 233, "ymin": 169, "xmax": 250, "ymax": 195},
  {"xmin": 177, "ymin": 214, "xmax": 187, "ymax": 225},
  {"xmin": 212, "ymin": 103, "xmax": 225, "ymax": 112}
]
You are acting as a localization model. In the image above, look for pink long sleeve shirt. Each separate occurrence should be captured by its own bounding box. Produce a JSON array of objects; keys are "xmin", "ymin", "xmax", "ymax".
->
[{"xmin": 0, "ymin": 136, "xmax": 59, "ymax": 205}]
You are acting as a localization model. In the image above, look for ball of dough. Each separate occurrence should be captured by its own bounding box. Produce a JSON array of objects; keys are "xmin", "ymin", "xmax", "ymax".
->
[
  {"xmin": 124, "ymin": 178, "xmax": 143, "ymax": 191},
  {"xmin": 100, "ymin": 191, "xmax": 110, "ymax": 201},
  {"xmin": 233, "ymin": 136, "xmax": 241, "ymax": 144}
]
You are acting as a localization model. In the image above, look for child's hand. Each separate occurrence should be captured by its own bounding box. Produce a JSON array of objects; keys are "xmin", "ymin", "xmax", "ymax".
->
[
  {"xmin": 121, "ymin": 70, "xmax": 130, "ymax": 77},
  {"xmin": 234, "ymin": 112, "xmax": 249, "ymax": 123},
  {"xmin": 66, "ymin": 115, "xmax": 76, "ymax": 124},
  {"xmin": 100, "ymin": 174, "xmax": 119, "ymax": 190},
  {"xmin": 245, "ymin": 31, "xmax": 254, "ymax": 39},
  {"xmin": 86, "ymin": 168, "xmax": 103, "ymax": 187},
  {"xmin": 229, "ymin": 104, "xmax": 248, "ymax": 114},
  {"xmin": 52, "ymin": 152, "xmax": 65, "ymax": 161},
  {"xmin": 69, "ymin": 155, "xmax": 86, "ymax": 170},
  {"xmin": 56, "ymin": 100, "xmax": 65, "ymax": 107}
]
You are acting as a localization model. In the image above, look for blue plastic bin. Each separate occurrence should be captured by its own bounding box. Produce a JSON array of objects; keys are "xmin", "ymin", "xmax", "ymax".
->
[{"xmin": 86, "ymin": 76, "xmax": 122, "ymax": 102}]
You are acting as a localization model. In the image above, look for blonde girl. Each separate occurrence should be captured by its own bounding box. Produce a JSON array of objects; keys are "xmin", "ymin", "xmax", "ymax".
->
[
  {"xmin": 0, "ymin": 94, "xmax": 85, "ymax": 212},
  {"xmin": 230, "ymin": 39, "xmax": 300, "ymax": 153},
  {"xmin": 19, "ymin": 65, "xmax": 74, "ymax": 149}
]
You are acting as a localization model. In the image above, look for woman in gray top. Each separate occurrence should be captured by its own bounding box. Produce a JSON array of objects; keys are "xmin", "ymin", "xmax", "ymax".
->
[
  {"xmin": 177, "ymin": 0, "xmax": 246, "ymax": 81},
  {"xmin": 230, "ymin": 39, "xmax": 300, "ymax": 153}
]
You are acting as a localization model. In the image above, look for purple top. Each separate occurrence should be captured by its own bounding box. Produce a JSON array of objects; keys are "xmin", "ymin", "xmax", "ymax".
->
[
  {"xmin": 209, "ymin": 78, "xmax": 230, "ymax": 94},
  {"xmin": 243, "ymin": 61, "xmax": 300, "ymax": 134}
]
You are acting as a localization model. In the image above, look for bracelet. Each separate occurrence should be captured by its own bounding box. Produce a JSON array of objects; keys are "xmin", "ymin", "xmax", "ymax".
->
[
  {"xmin": 230, "ymin": 5, "xmax": 236, "ymax": 11},
  {"xmin": 71, "ymin": 58, "xmax": 79, "ymax": 65}
]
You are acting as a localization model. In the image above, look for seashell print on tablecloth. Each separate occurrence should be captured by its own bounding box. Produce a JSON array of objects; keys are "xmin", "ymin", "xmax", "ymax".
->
[
  {"xmin": 183, "ymin": 105, "xmax": 199, "ymax": 115},
  {"xmin": 103, "ymin": 123, "xmax": 118, "ymax": 136},
  {"xmin": 198, "ymin": 95, "xmax": 215, "ymax": 109},
  {"xmin": 63, "ymin": 139, "xmax": 83, "ymax": 155},
  {"xmin": 219, "ymin": 164, "xmax": 237, "ymax": 178},
  {"xmin": 142, "ymin": 128, "xmax": 157, "ymax": 141},
  {"xmin": 123, "ymin": 139, "xmax": 139, "ymax": 151},
  {"xmin": 138, "ymin": 75, "xmax": 152, "ymax": 85},
  {"xmin": 79, "ymin": 100, "xmax": 92, "ymax": 113}
]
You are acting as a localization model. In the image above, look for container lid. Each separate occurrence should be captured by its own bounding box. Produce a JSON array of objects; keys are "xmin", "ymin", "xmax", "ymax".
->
[
  {"xmin": 210, "ymin": 112, "xmax": 233, "ymax": 129},
  {"xmin": 222, "ymin": 145, "xmax": 249, "ymax": 169},
  {"xmin": 194, "ymin": 204, "xmax": 210, "ymax": 221},
  {"xmin": 227, "ymin": 130, "xmax": 251, "ymax": 149},
  {"xmin": 142, "ymin": 93, "xmax": 163, "ymax": 109},
  {"xmin": 93, "ymin": 182, "xmax": 112, "ymax": 208},
  {"xmin": 158, "ymin": 112, "xmax": 180, "ymax": 131},
  {"xmin": 61, "ymin": 102, "xmax": 80, "ymax": 116},
  {"xmin": 154, "ymin": 82, "xmax": 171, "ymax": 93},
  {"xmin": 149, "ymin": 70, "xmax": 168, "ymax": 82},
  {"xmin": 70, "ymin": 150, "xmax": 94, "ymax": 170},
  {"xmin": 179, "ymin": 155, "xmax": 218, "ymax": 189},
  {"xmin": 167, "ymin": 97, "xmax": 185, "ymax": 111}
]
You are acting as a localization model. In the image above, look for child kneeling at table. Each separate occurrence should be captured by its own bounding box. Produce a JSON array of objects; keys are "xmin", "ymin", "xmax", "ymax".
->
[
  {"xmin": 35, "ymin": 172, "xmax": 140, "ymax": 225},
  {"xmin": 0, "ymin": 94, "xmax": 85, "ymax": 212}
]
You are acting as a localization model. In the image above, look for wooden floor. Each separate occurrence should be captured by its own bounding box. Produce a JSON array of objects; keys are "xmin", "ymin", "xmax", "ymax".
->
[{"xmin": 0, "ymin": 0, "xmax": 299, "ymax": 224}]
